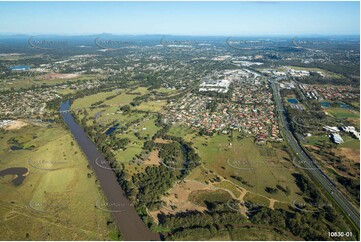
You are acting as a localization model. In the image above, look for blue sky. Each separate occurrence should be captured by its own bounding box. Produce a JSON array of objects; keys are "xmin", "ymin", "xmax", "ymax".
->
[{"xmin": 0, "ymin": 1, "xmax": 359, "ymax": 36}]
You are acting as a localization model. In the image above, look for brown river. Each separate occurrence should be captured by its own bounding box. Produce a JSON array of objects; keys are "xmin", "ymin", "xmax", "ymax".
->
[{"xmin": 60, "ymin": 100, "xmax": 160, "ymax": 241}]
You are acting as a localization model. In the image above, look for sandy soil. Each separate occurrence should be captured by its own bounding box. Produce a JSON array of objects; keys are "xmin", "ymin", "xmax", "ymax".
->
[
  {"xmin": 148, "ymin": 177, "xmax": 280, "ymax": 223},
  {"xmin": 148, "ymin": 180, "xmax": 211, "ymax": 222},
  {"xmin": 40, "ymin": 73, "xmax": 80, "ymax": 80},
  {"xmin": 238, "ymin": 188, "xmax": 248, "ymax": 202},
  {"xmin": 4, "ymin": 120, "xmax": 28, "ymax": 130},
  {"xmin": 154, "ymin": 138, "xmax": 171, "ymax": 144},
  {"xmin": 339, "ymin": 147, "xmax": 360, "ymax": 163},
  {"xmin": 269, "ymin": 199, "xmax": 276, "ymax": 210}
]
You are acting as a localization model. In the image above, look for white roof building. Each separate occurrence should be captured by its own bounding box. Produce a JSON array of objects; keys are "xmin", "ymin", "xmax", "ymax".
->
[
  {"xmin": 332, "ymin": 133, "xmax": 344, "ymax": 144},
  {"xmin": 323, "ymin": 126, "xmax": 340, "ymax": 133},
  {"xmin": 199, "ymin": 79, "xmax": 231, "ymax": 93}
]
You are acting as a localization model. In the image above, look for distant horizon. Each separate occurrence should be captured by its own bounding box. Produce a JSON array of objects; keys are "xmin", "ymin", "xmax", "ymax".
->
[
  {"xmin": 0, "ymin": 33, "xmax": 360, "ymax": 38},
  {"xmin": 0, "ymin": 1, "xmax": 359, "ymax": 36}
]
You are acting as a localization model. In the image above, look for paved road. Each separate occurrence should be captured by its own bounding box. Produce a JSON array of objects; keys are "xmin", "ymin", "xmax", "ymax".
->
[{"xmin": 269, "ymin": 78, "xmax": 360, "ymax": 229}]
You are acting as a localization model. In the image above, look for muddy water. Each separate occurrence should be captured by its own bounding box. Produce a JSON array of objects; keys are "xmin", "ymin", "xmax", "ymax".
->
[
  {"xmin": 60, "ymin": 100, "xmax": 160, "ymax": 241},
  {"xmin": 0, "ymin": 167, "xmax": 29, "ymax": 185}
]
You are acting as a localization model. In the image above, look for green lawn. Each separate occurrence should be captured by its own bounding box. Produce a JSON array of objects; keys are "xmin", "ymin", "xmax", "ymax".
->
[
  {"xmin": 113, "ymin": 114, "xmax": 160, "ymax": 173},
  {"xmin": 167, "ymin": 124, "xmax": 195, "ymax": 141},
  {"xmin": 339, "ymin": 139, "xmax": 360, "ymax": 150},
  {"xmin": 71, "ymin": 87, "xmax": 148, "ymax": 111},
  {"xmin": 306, "ymin": 135, "xmax": 330, "ymax": 146},
  {"xmin": 134, "ymin": 100, "xmax": 167, "ymax": 112},
  {"xmin": 324, "ymin": 108, "xmax": 360, "ymax": 118},
  {"xmin": 136, "ymin": 117, "xmax": 160, "ymax": 139},
  {"xmin": 57, "ymin": 88, "xmax": 77, "ymax": 95}
]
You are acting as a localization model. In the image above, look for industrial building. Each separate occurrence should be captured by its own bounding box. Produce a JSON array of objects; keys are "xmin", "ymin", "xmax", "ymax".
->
[
  {"xmin": 332, "ymin": 133, "xmax": 344, "ymax": 144},
  {"xmin": 323, "ymin": 126, "xmax": 340, "ymax": 133},
  {"xmin": 199, "ymin": 79, "xmax": 231, "ymax": 93}
]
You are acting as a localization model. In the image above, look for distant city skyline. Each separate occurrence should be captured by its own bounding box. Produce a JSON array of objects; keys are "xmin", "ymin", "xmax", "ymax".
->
[{"xmin": 0, "ymin": 1, "xmax": 359, "ymax": 36}]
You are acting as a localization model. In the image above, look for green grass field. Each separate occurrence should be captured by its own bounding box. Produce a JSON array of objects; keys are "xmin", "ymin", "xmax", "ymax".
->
[
  {"xmin": 71, "ymin": 87, "xmax": 148, "ymax": 111},
  {"xmin": 71, "ymin": 90, "xmax": 119, "ymax": 110},
  {"xmin": 167, "ymin": 124, "xmax": 195, "ymax": 141},
  {"xmin": 339, "ymin": 139, "xmax": 360, "ymax": 150},
  {"xmin": 95, "ymin": 109, "xmax": 146, "ymax": 127},
  {"xmin": 229, "ymin": 226, "xmax": 298, "ymax": 241},
  {"xmin": 71, "ymin": 87, "xmax": 161, "ymax": 175},
  {"xmin": 33, "ymin": 74, "xmax": 97, "ymax": 86},
  {"xmin": 324, "ymin": 108, "xmax": 360, "ymax": 118},
  {"xmin": 113, "ymin": 115, "xmax": 160, "ymax": 174},
  {"xmin": 134, "ymin": 100, "xmax": 167, "ymax": 112},
  {"xmin": 178, "ymin": 130, "xmax": 304, "ymax": 204},
  {"xmin": 156, "ymin": 88, "xmax": 177, "ymax": 93},
  {"xmin": 0, "ymin": 123, "xmax": 116, "ymax": 240},
  {"xmin": 57, "ymin": 88, "xmax": 77, "ymax": 95},
  {"xmin": 214, "ymin": 180, "xmax": 241, "ymax": 197},
  {"xmin": 188, "ymin": 189, "xmax": 233, "ymax": 207},
  {"xmin": 306, "ymin": 135, "xmax": 330, "ymax": 146},
  {"xmin": 1, "ymin": 74, "xmax": 98, "ymax": 91},
  {"xmin": 243, "ymin": 193, "xmax": 270, "ymax": 207}
]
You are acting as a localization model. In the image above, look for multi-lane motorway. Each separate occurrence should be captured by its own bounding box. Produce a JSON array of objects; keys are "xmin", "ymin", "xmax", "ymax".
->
[{"xmin": 270, "ymin": 78, "xmax": 360, "ymax": 230}]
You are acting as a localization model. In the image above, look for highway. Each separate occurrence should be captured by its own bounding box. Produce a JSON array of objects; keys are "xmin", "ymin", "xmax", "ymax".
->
[{"xmin": 269, "ymin": 78, "xmax": 360, "ymax": 229}]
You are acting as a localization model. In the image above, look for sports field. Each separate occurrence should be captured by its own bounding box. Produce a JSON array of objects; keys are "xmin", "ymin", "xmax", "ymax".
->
[{"xmin": 324, "ymin": 107, "xmax": 360, "ymax": 118}]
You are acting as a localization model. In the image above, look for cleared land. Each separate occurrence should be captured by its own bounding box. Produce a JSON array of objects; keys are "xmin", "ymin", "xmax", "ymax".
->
[
  {"xmin": 191, "ymin": 134, "xmax": 302, "ymax": 202},
  {"xmin": 3, "ymin": 120, "xmax": 28, "ymax": 130},
  {"xmin": 148, "ymin": 125, "xmax": 306, "ymax": 223}
]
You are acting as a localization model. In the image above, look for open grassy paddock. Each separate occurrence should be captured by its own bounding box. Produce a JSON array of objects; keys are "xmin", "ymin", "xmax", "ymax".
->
[
  {"xmin": 134, "ymin": 100, "xmax": 168, "ymax": 113},
  {"xmin": 191, "ymin": 134, "xmax": 303, "ymax": 203},
  {"xmin": 324, "ymin": 107, "xmax": 360, "ymax": 118},
  {"xmin": 158, "ymin": 125, "xmax": 306, "ymax": 215},
  {"xmin": 0, "ymin": 123, "xmax": 116, "ymax": 240},
  {"xmin": 0, "ymin": 74, "xmax": 98, "ymax": 91}
]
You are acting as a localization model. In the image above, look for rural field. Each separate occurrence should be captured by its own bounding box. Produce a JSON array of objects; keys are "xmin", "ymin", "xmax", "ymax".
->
[
  {"xmin": 0, "ymin": 122, "xmax": 118, "ymax": 240},
  {"xmin": 70, "ymin": 87, "xmax": 149, "ymax": 111},
  {"xmin": 325, "ymin": 108, "xmax": 360, "ymax": 118},
  {"xmin": 70, "ymin": 86, "xmax": 170, "ymax": 175},
  {"xmin": 67, "ymin": 83, "xmax": 358, "ymax": 240},
  {"xmin": 150, "ymin": 124, "xmax": 306, "ymax": 219},
  {"xmin": 0, "ymin": 74, "xmax": 98, "ymax": 91}
]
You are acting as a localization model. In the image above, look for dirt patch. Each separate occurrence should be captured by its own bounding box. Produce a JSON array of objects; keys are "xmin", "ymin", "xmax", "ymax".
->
[
  {"xmin": 154, "ymin": 138, "xmax": 171, "ymax": 144},
  {"xmin": 40, "ymin": 73, "xmax": 80, "ymax": 80},
  {"xmin": 338, "ymin": 147, "xmax": 360, "ymax": 163},
  {"xmin": 238, "ymin": 189, "xmax": 248, "ymax": 202},
  {"xmin": 144, "ymin": 150, "xmax": 161, "ymax": 166},
  {"xmin": 148, "ymin": 180, "xmax": 211, "ymax": 222},
  {"xmin": 269, "ymin": 199, "xmax": 276, "ymax": 210},
  {"xmin": 3, "ymin": 120, "xmax": 28, "ymax": 130},
  {"xmin": 304, "ymin": 145, "xmax": 327, "ymax": 161},
  {"xmin": 307, "ymin": 145, "xmax": 359, "ymax": 178}
]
